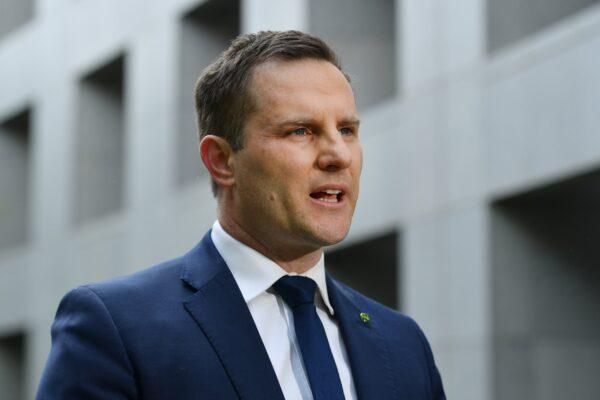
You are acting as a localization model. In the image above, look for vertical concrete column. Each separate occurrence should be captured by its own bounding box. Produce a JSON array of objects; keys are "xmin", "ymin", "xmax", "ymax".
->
[
  {"xmin": 241, "ymin": 0, "xmax": 307, "ymax": 33},
  {"xmin": 126, "ymin": 13, "xmax": 179, "ymax": 267},
  {"xmin": 29, "ymin": 7, "xmax": 78, "ymax": 395},
  {"xmin": 401, "ymin": 0, "xmax": 484, "ymax": 93},
  {"xmin": 403, "ymin": 203, "xmax": 492, "ymax": 400}
]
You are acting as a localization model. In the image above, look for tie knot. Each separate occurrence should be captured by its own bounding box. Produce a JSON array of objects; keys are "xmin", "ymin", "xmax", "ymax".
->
[{"xmin": 272, "ymin": 275, "xmax": 317, "ymax": 309}]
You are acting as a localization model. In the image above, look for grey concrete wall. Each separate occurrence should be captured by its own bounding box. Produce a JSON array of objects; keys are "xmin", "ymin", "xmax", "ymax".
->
[{"xmin": 1, "ymin": 0, "xmax": 600, "ymax": 398}]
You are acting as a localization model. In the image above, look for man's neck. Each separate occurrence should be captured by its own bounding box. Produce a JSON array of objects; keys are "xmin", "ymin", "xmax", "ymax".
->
[{"xmin": 217, "ymin": 213, "xmax": 323, "ymax": 275}]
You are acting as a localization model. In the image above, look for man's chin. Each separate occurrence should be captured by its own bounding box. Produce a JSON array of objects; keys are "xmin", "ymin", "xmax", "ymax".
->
[{"xmin": 310, "ymin": 224, "xmax": 351, "ymax": 247}]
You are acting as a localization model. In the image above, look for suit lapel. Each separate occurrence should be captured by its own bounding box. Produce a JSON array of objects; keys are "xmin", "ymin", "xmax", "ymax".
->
[
  {"xmin": 327, "ymin": 275, "xmax": 399, "ymax": 400},
  {"xmin": 181, "ymin": 231, "xmax": 285, "ymax": 400}
]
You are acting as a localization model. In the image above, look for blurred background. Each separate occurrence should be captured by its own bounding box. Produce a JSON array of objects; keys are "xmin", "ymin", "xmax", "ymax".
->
[{"xmin": 1, "ymin": 0, "xmax": 599, "ymax": 398}]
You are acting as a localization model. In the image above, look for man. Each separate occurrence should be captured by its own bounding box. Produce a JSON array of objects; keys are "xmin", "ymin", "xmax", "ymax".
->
[{"xmin": 37, "ymin": 31, "xmax": 445, "ymax": 399}]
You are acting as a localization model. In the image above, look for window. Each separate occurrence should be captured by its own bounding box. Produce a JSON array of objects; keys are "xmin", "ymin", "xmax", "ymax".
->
[
  {"xmin": 491, "ymin": 168, "xmax": 600, "ymax": 399},
  {"xmin": 326, "ymin": 231, "xmax": 399, "ymax": 309},
  {"xmin": 0, "ymin": 332, "xmax": 25, "ymax": 400},
  {"xmin": 487, "ymin": 0, "xmax": 600, "ymax": 53},
  {"xmin": 309, "ymin": 0, "xmax": 397, "ymax": 109},
  {"xmin": 0, "ymin": 0, "xmax": 33, "ymax": 40},
  {"xmin": 176, "ymin": 0, "xmax": 240, "ymax": 186},
  {"xmin": 0, "ymin": 108, "xmax": 31, "ymax": 250},
  {"xmin": 74, "ymin": 55, "xmax": 126, "ymax": 224}
]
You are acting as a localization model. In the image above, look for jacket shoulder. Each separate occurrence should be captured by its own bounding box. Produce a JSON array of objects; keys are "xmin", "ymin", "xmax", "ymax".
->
[{"xmin": 84, "ymin": 255, "xmax": 187, "ymax": 300}]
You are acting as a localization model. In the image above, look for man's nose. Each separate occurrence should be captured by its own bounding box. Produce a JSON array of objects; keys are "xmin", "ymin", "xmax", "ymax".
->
[{"xmin": 316, "ymin": 130, "xmax": 353, "ymax": 171}]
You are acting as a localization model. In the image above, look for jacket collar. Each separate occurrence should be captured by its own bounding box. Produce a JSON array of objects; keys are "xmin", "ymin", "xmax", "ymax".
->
[
  {"xmin": 180, "ymin": 229, "xmax": 226, "ymax": 291},
  {"xmin": 181, "ymin": 230, "xmax": 285, "ymax": 400}
]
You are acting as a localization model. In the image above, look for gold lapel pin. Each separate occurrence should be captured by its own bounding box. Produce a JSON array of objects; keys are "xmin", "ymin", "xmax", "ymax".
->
[{"xmin": 359, "ymin": 312, "xmax": 370, "ymax": 323}]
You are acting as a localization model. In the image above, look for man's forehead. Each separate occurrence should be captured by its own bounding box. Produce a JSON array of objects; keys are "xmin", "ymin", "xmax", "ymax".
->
[
  {"xmin": 248, "ymin": 59, "xmax": 355, "ymax": 112},
  {"xmin": 249, "ymin": 58, "xmax": 349, "ymax": 93}
]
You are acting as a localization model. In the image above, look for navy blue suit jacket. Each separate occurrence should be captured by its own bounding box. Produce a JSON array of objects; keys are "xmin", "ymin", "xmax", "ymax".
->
[{"xmin": 37, "ymin": 230, "xmax": 445, "ymax": 399}]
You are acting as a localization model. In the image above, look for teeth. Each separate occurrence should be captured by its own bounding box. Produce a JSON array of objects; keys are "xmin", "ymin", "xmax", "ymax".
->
[
  {"xmin": 323, "ymin": 189, "xmax": 341, "ymax": 194},
  {"xmin": 317, "ymin": 197, "xmax": 338, "ymax": 203}
]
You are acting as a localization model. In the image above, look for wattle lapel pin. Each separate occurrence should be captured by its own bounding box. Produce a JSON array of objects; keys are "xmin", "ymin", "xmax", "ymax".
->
[{"xmin": 359, "ymin": 312, "xmax": 370, "ymax": 323}]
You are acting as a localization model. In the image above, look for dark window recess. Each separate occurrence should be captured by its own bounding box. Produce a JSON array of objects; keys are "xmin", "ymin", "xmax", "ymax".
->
[
  {"xmin": 0, "ymin": 332, "xmax": 25, "ymax": 400},
  {"xmin": 176, "ymin": 0, "xmax": 240, "ymax": 186},
  {"xmin": 326, "ymin": 231, "xmax": 399, "ymax": 309},
  {"xmin": 487, "ymin": 0, "xmax": 600, "ymax": 53},
  {"xmin": 74, "ymin": 55, "xmax": 126, "ymax": 225},
  {"xmin": 309, "ymin": 0, "xmax": 397, "ymax": 109},
  {"xmin": 0, "ymin": 0, "xmax": 33, "ymax": 41},
  {"xmin": 0, "ymin": 108, "xmax": 30, "ymax": 250},
  {"xmin": 491, "ymin": 167, "xmax": 600, "ymax": 400}
]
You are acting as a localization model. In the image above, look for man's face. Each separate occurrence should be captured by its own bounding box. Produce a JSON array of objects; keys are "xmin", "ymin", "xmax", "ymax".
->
[{"xmin": 229, "ymin": 59, "xmax": 362, "ymax": 253}]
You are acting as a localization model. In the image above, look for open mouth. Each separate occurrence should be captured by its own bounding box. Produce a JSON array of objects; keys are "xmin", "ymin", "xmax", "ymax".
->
[{"xmin": 309, "ymin": 189, "xmax": 344, "ymax": 204}]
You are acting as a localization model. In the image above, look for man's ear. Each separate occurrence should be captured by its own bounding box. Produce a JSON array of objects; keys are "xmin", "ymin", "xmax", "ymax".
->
[{"xmin": 199, "ymin": 135, "xmax": 236, "ymax": 189}]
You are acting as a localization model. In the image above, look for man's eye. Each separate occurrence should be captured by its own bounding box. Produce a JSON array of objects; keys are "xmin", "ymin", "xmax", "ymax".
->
[
  {"xmin": 340, "ymin": 127, "xmax": 354, "ymax": 136},
  {"xmin": 290, "ymin": 127, "xmax": 309, "ymax": 136}
]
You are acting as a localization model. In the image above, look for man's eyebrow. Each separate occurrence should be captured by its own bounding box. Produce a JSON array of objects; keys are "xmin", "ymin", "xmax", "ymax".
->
[
  {"xmin": 272, "ymin": 117, "xmax": 361, "ymax": 127},
  {"xmin": 272, "ymin": 118, "xmax": 315, "ymax": 127},
  {"xmin": 340, "ymin": 117, "xmax": 361, "ymax": 126}
]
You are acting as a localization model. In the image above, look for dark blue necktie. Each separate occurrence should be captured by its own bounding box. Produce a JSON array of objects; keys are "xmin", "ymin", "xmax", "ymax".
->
[{"xmin": 272, "ymin": 275, "xmax": 346, "ymax": 400}]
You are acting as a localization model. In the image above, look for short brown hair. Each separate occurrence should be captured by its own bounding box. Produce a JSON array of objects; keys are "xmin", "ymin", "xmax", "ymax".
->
[{"xmin": 194, "ymin": 30, "xmax": 347, "ymax": 195}]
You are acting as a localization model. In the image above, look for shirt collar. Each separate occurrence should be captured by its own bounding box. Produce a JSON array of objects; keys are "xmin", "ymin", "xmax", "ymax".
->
[{"xmin": 210, "ymin": 220, "xmax": 335, "ymax": 316}]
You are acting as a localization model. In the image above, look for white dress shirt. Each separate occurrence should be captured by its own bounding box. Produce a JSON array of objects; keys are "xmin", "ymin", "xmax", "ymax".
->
[{"xmin": 211, "ymin": 220, "xmax": 357, "ymax": 400}]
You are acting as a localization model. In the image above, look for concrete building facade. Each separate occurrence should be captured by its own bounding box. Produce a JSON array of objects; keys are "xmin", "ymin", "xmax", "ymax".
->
[{"xmin": 1, "ymin": 0, "xmax": 599, "ymax": 398}]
